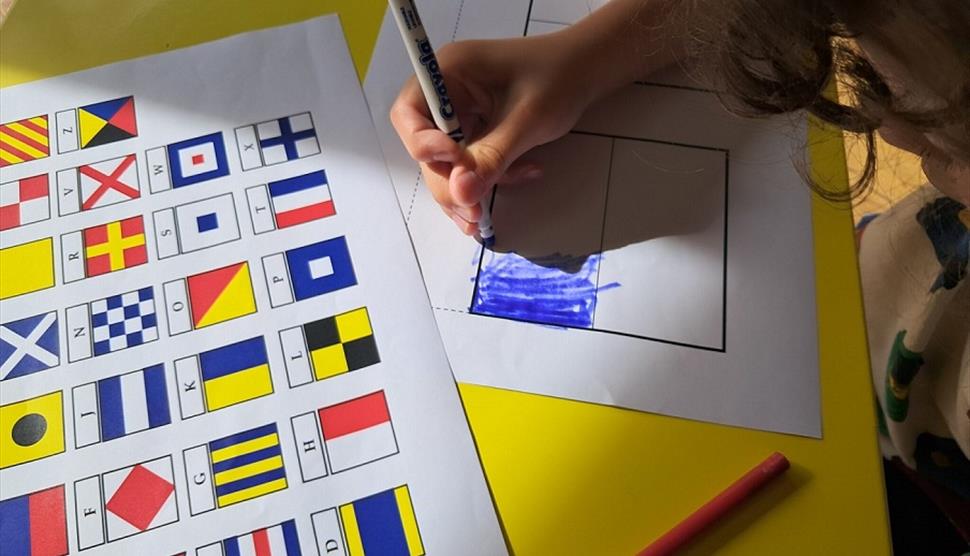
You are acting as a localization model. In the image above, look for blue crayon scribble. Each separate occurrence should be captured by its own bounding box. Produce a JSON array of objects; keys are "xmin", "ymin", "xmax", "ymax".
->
[{"xmin": 472, "ymin": 251, "xmax": 620, "ymax": 328}]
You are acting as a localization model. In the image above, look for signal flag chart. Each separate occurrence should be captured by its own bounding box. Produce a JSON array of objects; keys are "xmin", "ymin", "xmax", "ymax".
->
[{"xmin": 0, "ymin": 14, "xmax": 506, "ymax": 556}]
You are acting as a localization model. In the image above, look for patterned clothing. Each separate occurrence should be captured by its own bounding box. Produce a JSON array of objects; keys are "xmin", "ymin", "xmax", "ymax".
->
[{"xmin": 858, "ymin": 186, "xmax": 969, "ymax": 499}]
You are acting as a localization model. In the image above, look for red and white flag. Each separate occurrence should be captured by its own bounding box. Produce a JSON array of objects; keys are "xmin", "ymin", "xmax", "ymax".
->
[
  {"xmin": 0, "ymin": 173, "xmax": 49, "ymax": 231},
  {"xmin": 318, "ymin": 391, "xmax": 397, "ymax": 473},
  {"xmin": 268, "ymin": 170, "xmax": 334, "ymax": 229}
]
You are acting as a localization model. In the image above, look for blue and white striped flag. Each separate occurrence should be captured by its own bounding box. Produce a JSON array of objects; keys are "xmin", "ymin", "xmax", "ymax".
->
[{"xmin": 72, "ymin": 364, "xmax": 172, "ymax": 447}]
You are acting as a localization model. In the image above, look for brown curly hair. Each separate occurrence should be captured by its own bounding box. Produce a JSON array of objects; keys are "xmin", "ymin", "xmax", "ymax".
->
[{"xmin": 681, "ymin": 0, "xmax": 970, "ymax": 201}]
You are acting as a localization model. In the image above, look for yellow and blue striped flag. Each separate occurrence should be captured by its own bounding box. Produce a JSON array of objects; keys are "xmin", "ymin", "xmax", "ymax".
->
[
  {"xmin": 209, "ymin": 423, "xmax": 287, "ymax": 508},
  {"xmin": 340, "ymin": 485, "xmax": 424, "ymax": 556}
]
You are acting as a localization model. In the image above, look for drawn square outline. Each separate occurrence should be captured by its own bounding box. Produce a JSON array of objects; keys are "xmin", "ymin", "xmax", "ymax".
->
[{"xmin": 469, "ymin": 130, "xmax": 730, "ymax": 353}]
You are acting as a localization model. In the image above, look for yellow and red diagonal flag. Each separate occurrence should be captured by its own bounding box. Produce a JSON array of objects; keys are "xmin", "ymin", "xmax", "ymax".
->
[{"xmin": 0, "ymin": 115, "xmax": 49, "ymax": 167}]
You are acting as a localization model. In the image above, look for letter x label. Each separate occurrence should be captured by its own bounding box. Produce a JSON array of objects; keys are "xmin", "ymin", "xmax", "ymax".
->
[{"xmin": 79, "ymin": 154, "xmax": 139, "ymax": 210}]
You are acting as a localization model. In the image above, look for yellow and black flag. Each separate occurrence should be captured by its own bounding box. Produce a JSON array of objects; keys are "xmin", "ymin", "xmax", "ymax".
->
[
  {"xmin": 305, "ymin": 307, "xmax": 380, "ymax": 380},
  {"xmin": 1, "ymin": 391, "xmax": 64, "ymax": 468}
]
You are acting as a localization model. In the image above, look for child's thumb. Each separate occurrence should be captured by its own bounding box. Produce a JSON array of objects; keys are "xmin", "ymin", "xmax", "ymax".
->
[{"xmin": 451, "ymin": 112, "xmax": 536, "ymax": 207}]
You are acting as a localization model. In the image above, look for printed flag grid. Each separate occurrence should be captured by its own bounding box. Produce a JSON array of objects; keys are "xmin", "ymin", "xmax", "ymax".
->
[
  {"xmin": 1, "ymin": 311, "xmax": 59, "ymax": 381},
  {"xmin": 0, "ymin": 174, "xmax": 50, "ymax": 231},
  {"xmin": 0, "ymin": 485, "xmax": 68, "ymax": 556},
  {"xmin": 91, "ymin": 288, "xmax": 158, "ymax": 356}
]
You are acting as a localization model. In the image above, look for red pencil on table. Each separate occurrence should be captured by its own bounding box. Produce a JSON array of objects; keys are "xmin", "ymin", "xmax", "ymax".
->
[{"xmin": 638, "ymin": 452, "xmax": 791, "ymax": 556}]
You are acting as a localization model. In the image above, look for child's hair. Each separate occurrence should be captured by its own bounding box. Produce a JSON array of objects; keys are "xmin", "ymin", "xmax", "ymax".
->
[{"xmin": 680, "ymin": 0, "xmax": 970, "ymax": 201}]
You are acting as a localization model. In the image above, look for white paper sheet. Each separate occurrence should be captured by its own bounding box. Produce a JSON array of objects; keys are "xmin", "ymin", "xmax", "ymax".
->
[
  {"xmin": 364, "ymin": 0, "xmax": 822, "ymax": 437},
  {"xmin": 0, "ymin": 16, "xmax": 506, "ymax": 555}
]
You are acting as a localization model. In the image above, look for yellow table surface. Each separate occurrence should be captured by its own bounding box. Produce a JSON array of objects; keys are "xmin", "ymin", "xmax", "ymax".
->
[{"xmin": 1, "ymin": 2, "xmax": 891, "ymax": 553}]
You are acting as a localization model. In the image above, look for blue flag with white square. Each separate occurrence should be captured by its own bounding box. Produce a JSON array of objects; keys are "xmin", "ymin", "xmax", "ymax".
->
[
  {"xmin": 285, "ymin": 237, "xmax": 357, "ymax": 302},
  {"xmin": 0, "ymin": 311, "xmax": 59, "ymax": 381},
  {"xmin": 167, "ymin": 132, "xmax": 229, "ymax": 188}
]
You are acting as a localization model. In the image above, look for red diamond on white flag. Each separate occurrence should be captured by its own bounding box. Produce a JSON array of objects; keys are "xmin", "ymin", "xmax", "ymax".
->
[{"xmin": 103, "ymin": 456, "xmax": 177, "ymax": 540}]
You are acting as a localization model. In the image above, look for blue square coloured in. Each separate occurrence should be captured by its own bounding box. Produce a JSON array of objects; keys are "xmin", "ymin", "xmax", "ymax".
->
[
  {"xmin": 196, "ymin": 212, "xmax": 218, "ymax": 233},
  {"xmin": 167, "ymin": 132, "xmax": 230, "ymax": 188},
  {"xmin": 284, "ymin": 236, "xmax": 357, "ymax": 302}
]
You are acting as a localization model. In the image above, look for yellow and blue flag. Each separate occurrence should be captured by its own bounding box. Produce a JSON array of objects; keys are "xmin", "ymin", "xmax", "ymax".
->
[
  {"xmin": 340, "ymin": 485, "xmax": 424, "ymax": 556},
  {"xmin": 200, "ymin": 337, "xmax": 273, "ymax": 412},
  {"xmin": 209, "ymin": 423, "xmax": 287, "ymax": 508}
]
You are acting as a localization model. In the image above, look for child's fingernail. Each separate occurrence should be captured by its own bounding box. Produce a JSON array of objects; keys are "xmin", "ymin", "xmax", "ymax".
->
[
  {"xmin": 432, "ymin": 151, "xmax": 452, "ymax": 162},
  {"xmin": 450, "ymin": 213, "xmax": 471, "ymax": 231},
  {"xmin": 454, "ymin": 206, "xmax": 477, "ymax": 222}
]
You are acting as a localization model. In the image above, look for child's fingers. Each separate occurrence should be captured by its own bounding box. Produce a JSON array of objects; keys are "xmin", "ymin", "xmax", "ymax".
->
[
  {"xmin": 443, "ymin": 206, "xmax": 477, "ymax": 235},
  {"xmin": 390, "ymin": 80, "xmax": 461, "ymax": 163},
  {"xmin": 451, "ymin": 107, "xmax": 538, "ymax": 207}
]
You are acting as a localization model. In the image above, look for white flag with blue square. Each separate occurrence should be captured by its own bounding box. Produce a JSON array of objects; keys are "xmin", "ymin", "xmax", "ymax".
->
[
  {"xmin": 0, "ymin": 311, "xmax": 59, "ymax": 380},
  {"xmin": 285, "ymin": 236, "xmax": 357, "ymax": 302},
  {"xmin": 167, "ymin": 132, "xmax": 229, "ymax": 188},
  {"xmin": 175, "ymin": 193, "xmax": 240, "ymax": 253}
]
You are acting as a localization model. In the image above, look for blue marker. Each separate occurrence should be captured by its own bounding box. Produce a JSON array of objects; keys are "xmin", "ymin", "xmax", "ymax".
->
[{"xmin": 388, "ymin": 0, "xmax": 496, "ymax": 247}]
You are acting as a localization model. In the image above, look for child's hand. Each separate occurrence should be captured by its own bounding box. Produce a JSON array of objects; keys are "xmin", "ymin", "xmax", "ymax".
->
[{"xmin": 390, "ymin": 34, "xmax": 594, "ymax": 235}]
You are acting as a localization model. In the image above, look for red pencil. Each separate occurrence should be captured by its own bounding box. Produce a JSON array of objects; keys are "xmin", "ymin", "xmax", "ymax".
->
[{"xmin": 637, "ymin": 452, "xmax": 790, "ymax": 556}]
